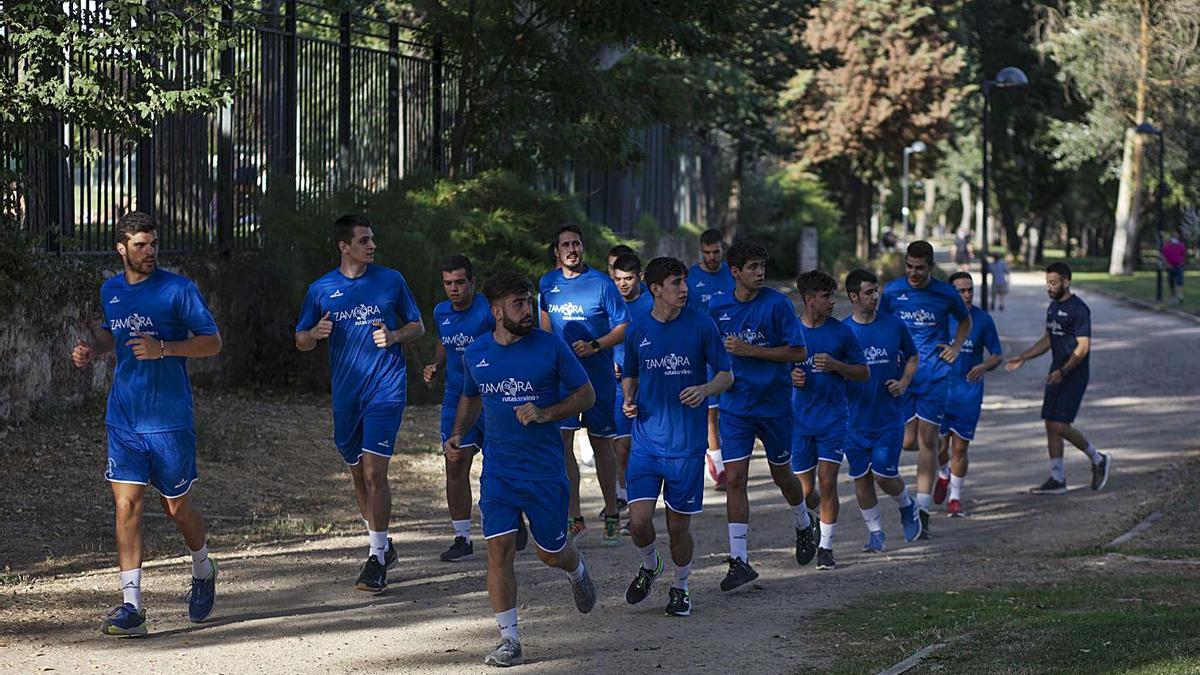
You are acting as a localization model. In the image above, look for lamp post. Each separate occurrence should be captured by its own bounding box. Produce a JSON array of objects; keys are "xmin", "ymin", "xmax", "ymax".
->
[
  {"xmin": 1135, "ymin": 121, "xmax": 1165, "ymax": 302},
  {"xmin": 980, "ymin": 66, "xmax": 1028, "ymax": 311},
  {"xmin": 902, "ymin": 141, "xmax": 926, "ymax": 235}
]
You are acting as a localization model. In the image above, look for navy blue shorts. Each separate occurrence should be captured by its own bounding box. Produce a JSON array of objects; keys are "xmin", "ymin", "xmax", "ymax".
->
[
  {"xmin": 480, "ymin": 473, "xmax": 570, "ymax": 553},
  {"xmin": 440, "ymin": 395, "xmax": 484, "ymax": 451},
  {"xmin": 719, "ymin": 411, "xmax": 793, "ymax": 465},
  {"xmin": 1042, "ymin": 371, "xmax": 1089, "ymax": 424},
  {"xmin": 626, "ymin": 452, "xmax": 705, "ymax": 514},
  {"xmin": 844, "ymin": 426, "xmax": 904, "ymax": 479},
  {"xmin": 334, "ymin": 402, "xmax": 404, "ymax": 465},
  {"xmin": 902, "ymin": 385, "xmax": 946, "ymax": 425},
  {"xmin": 790, "ymin": 423, "xmax": 847, "ymax": 474},
  {"xmin": 940, "ymin": 411, "xmax": 979, "ymax": 441},
  {"xmin": 106, "ymin": 426, "xmax": 197, "ymax": 499}
]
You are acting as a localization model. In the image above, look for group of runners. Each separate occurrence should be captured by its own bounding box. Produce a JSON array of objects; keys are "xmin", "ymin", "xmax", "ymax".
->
[{"xmin": 72, "ymin": 211, "xmax": 1111, "ymax": 668}]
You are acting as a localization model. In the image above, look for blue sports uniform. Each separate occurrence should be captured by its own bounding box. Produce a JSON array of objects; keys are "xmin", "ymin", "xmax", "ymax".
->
[
  {"xmin": 539, "ymin": 266, "xmax": 630, "ymax": 436},
  {"xmin": 622, "ymin": 308, "xmax": 730, "ymax": 513},
  {"xmin": 844, "ymin": 314, "xmax": 918, "ymax": 479},
  {"xmin": 101, "ymin": 269, "xmax": 219, "ymax": 498},
  {"xmin": 686, "ymin": 262, "xmax": 736, "ymax": 408},
  {"xmin": 880, "ymin": 277, "xmax": 969, "ymax": 424},
  {"xmin": 463, "ymin": 330, "xmax": 590, "ymax": 552},
  {"xmin": 710, "ymin": 288, "xmax": 806, "ymax": 465},
  {"xmin": 613, "ymin": 287, "xmax": 654, "ymax": 438},
  {"xmin": 941, "ymin": 306, "xmax": 1002, "ymax": 441},
  {"xmin": 296, "ymin": 265, "xmax": 421, "ymax": 465},
  {"xmin": 434, "ymin": 294, "xmax": 494, "ymax": 450},
  {"xmin": 790, "ymin": 317, "xmax": 865, "ymax": 474},
  {"xmin": 1042, "ymin": 295, "xmax": 1091, "ymax": 423}
]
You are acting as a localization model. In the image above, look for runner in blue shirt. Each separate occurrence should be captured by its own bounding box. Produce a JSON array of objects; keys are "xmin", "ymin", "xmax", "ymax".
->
[
  {"xmin": 879, "ymin": 240, "xmax": 970, "ymax": 538},
  {"xmin": 620, "ymin": 257, "xmax": 732, "ymax": 617},
  {"xmin": 790, "ymin": 271, "xmax": 869, "ymax": 571},
  {"xmin": 933, "ymin": 272, "xmax": 1003, "ymax": 517},
  {"xmin": 70, "ymin": 212, "xmax": 223, "ymax": 636},
  {"xmin": 422, "ymin": 255, "xmax": 496, "ymax": 562},
  {"xmin": 295, "ymin": 214, "xmax": 425, "ymax": 593},
  {"xmin": 688, "ymin": 229, "xmax": 737, "ymax": 492},
  {"xmin": 609, "ymin": 251, "xmax": 654, "ymax": 532},
  {"xmin": 446, "ymin": 272, "xmax": 598, "ymax": 667},
  {"xmin": 709, "ymin": 242, "xmax": 812, "ymax": 592},
  {"xmin": 1006, "ymin": 262, "xmax": 1110, "ymax": 495},
  {"xmin": 539, "ymin": 225, "xmax": 630, "ymax": 545},
  {"xmin": 842, "ymin": 270, "xmax": 924, "ymax": 552}
]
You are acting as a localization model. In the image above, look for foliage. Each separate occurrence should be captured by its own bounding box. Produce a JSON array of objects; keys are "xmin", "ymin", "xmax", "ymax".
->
[{"xmin": 737, "ymin": 167, "xmax": 843, "ymax": 277}]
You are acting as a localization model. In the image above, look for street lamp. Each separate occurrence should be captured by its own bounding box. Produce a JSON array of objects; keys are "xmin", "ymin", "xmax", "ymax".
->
[
  {"xmin": 1135, "ymin": 121, "xmax": 1165, "ymax": 302},
  {"xmin": 902, "ymin": 141, "xmax": 926, "ymax": 235},
  {"xmin": 980, "ymin": 66, "xmax": 1028, "ymax": 311}
]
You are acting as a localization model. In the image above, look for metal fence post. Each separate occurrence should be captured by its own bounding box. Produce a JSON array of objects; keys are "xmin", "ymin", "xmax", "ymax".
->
[
  {"xmin": 217, "ymin": 3, "xmax": 235, "ymax": 254},
  {"xmin": 387, "ymin": 23, "xmax": 400, "ymax": 188},
  {"xmin": 431, "ymin": 36, "xmax": 443, "ymax": 173},
  {"xmin": 282, "ymin": 0, "xmax": 298, "ymax": 204},
  {"xmin": 338, "ymin": 11, "xmax": 352, "ymax": 192}
]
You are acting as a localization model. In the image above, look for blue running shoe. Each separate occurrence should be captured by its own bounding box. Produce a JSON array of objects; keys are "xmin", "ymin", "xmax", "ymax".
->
[
  {"xmin": 186, "ymin": 558, "xmax": 218, "ymax": 623},
  {"xmin": 101, "ymin": 603, "xmax": 147, "ymax": 636},
  {"xmin": 863, "ymin": 530, "xmax": 886, "ymax": 553},
  {"xmin": 900, "ymin": 503, "xmax": 922, "ymax": 542}
]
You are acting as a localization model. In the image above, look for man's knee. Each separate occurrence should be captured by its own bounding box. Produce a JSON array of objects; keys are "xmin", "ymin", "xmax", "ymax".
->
[
  {"xmin": 160, "ymin": 495, "xmax": 190, "ymax": 520},
  {"xmin": 724, "ymin": 462, "xmax": 750, "ymax": 491},
  {"xmin": 1045, "ymin": 420, "xmax": 1068, "ymax": 435},
  {"xmin": 445, "ymin": 452, "xmax": 473, "ymax": 478},
  {"xmin": 114, "ymin": 494, "xmax": 142, "ymax": 516}
]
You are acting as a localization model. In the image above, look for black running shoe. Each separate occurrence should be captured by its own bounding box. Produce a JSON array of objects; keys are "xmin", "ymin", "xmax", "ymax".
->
[
  {"xmin": 625, "ymin": 556, "xmax": 663, "ymax": 605},
  {"xmin": 1091, "ymin": 453, "xmax": 1111, "ymax": 491},
  {"xmin": 795, "ymin": 521, "xmax": 817, "ymax": 566},
  {"xmin": 515, "ymin": 515, "xmax": 529, "ymax": 552},
  {"xmin": 816, "ymin": 547, "xmax": 836, "ymax": 570},
  {"xmin": 917, "ymin": 508, "xmax": 932, "ymax": 540},
  {"xmin": 719, "ymin": 557, "xmax": 758, "ymax": 592},
  {"xmin": 665, "ymin": 587, "xmax": 692, "ymax": 617},
  {"xmin": 355, "ymin": 554, "xmax": 387, "ymax": 593},
  {"xmin": 383, "ymin": 538, "xmax": 398, "ymax": 570},
  {"xmin": 1030, "ymin": 477, "xmax": 1068, "ymax": 495},
  {"xmin": 440, "ymin": 536, "xmax": 475, "ymax": 562}
]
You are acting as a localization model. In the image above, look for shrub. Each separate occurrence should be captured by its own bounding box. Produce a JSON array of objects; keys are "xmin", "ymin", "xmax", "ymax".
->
[{"xmin": 737, "ymin": 169, "xmax": 844, "ymax": 277}]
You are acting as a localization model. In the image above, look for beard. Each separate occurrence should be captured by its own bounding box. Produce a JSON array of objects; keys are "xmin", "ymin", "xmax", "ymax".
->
[
  {"xmin": 504, "ymin": 315, "xmax": 533, "ymax": 336},
  {"xmin": 1049, "ymin": 288, "xmax": 1067, "ymax": 301}
]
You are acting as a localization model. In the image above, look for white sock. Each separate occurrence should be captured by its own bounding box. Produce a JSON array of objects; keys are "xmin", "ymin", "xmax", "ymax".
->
[
  {"xmin": 1085, "ymin": 444, "xmax": 1102, "ymax": 465},
  {"xmin": 673, "ymin": 562, "xmax": 691, "ymax": 591},
  {"xmin": 190, "ymin": 544, "xmax": 212, "ymax": 580},
  {"xmin": 728, "ymin": 523, "xmax": 749, "ymax": 562},
  {"xmin": 496, "ymin": 607, "xmax": 519, "ymax": 642},
  {"xmin": 368, "ymin": 529, "xmax": 389, "ymax": 561},
  {"xmin": 452, "ymin": 519, "xmax": 472, "ymax": 541},
  {"xmin": 860, "ymin": 505, "xmax": 883, "ymax": 533},
  {"xmin": 707, "ymin": 448, "xmax": 725, "ymax": 474},
  {"xmin": 949, "ymin": 474, "xmax": 964, "ymax": 501},
  {"xmin": 890, "ymin": 486, "xmax": 914, "ymax": 508},
  {"xmin": 938, "ymin": 463, "xmax": 950, "ymax": 479},
  {"xmin": 819, "ymin": 521, "xmax": 836, "ymax": 549},
  {"xmin": 1049, "ymin": 458, "xmax": 1065, "ymax": 483},
  {"xmin": 916, "ymin": 492, "xmax": 933, "ymax": 511},
  {"xmin": 119, "ymin": 568, "xmax": 142, "ymax": 610},
  {"xmin": 617, "ymin": 486, "xmax": 628, "ymax": 502},
  {"xmin": 567, "ymin": 558, "xmax": 586, "ymax": 583},
  {"xmin": 637, "ymin": 542, "xmax": 660, "ymax": 572},
  {"xmin": 792, "ymin": 503, "xmax": 811, "ymax": 529}
]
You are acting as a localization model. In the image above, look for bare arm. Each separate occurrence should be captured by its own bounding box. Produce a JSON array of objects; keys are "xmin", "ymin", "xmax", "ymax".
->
[
  {"xmin": 449, "ymin": 394, "xmax": 483, "ymax": 440},
  {"xmin": 1057, "ymin": 336, "xmax": 1090, "ymax": 376},
  {"xmin": 71, "ymin": 328, "xmax": 115, "ymax": 367},
  {"xmin": 125, "ymin": 331, "xmax": 222, "ymax": 360},
  {"xmin": 540, "ymin": 309, "xmax": 552, "ymax": 332},
  {"xmin": 295, "ymin": 310, "xmax": 332, "ymax": 352},
  {"xmin": 516, "ymin": 382, "xmax": 596, "ymax": 425},
  {"xmin": 704, "ymin": 370, "xmax": 734, "ymax": 397},
  {"xmin": 939, "ymin": 314, "xmax": 973, "ymax": 363},
  {"xmin": 390, "ymin": 319, "xmax": 426, "ymax": 346},
  {"xmin": 596, "ymin": 322, "xmax": 628, "ymax": 350},
  {"xmin": 886, "ymin": 354, "xmax": 919, "ymax": 397},
  {"xmin": 727, "ymin": 338, "xmax": 806, "ymax": 364},
  {"xmin": 1006, "ymin": 331, "xmax": 1051, "ymax": 370}
]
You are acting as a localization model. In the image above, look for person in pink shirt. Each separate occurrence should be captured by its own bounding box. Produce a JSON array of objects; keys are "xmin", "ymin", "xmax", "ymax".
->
[{"xmin": 1161, "ymin": 228, "xmax": 1187, "ymax": 303}]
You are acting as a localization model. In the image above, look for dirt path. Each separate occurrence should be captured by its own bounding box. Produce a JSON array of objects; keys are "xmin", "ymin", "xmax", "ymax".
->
[{"xmin": 3, "ymin": 272, "xmax": 1199, "ymax": 674}]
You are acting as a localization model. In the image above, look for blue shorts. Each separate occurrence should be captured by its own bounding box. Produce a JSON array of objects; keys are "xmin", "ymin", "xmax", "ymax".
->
[
  {"xmin": 480, "ymin": 473, "xmax": 570, "ymax": 553},
  {"xmin": 1042, "ymin": 371, "xmax": 1088, "ymax": 424},
  {"xmin": 106, "ymin": 426, "xmax": 198, "ymax": 499},
  {"xmin": 613, "ymin": 388, "xmax": 632, "ymax": 438},
  {"xmin": 790, "ymin": 424, "xmax": 846, "ymax": 474},
  {"xmin": 719, "ymin": 411, "xmax": 793, "ymax": 465},
  {"xmin": 940, "ymin": 412, "xmax": 979, "ymax": 441},
  {"xmin": 334, "ymin": 402, "xmax": 404, "ymax": 465},
  {"xmin": 901, "ymin": 385, "xmax": 946, "ymax": 425},
  {"xmin": 626, "ymin": 452, "xmax": 705, "ymax": 514},
  {"xmin": 560, "ymin": 389, "xmax": 618, "ymax": 437},
  {"xmin": 844, "ymin": 426, "xmax": 904, "ymax": 479},
  {"xmin": 440, "ymin": 395, "xmax": 484, "ymax": 451}
]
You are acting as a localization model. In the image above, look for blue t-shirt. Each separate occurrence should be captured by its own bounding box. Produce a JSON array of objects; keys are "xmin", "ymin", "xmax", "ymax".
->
[
  {"xmin": 792, "ymin": 316, "xmax": 865, "ymax": 435},
  {"xmin": 434, "ymin": 294, "xmax": 495, "ymax": 402},
  {"xmin": 539, "ymin": 266, "xmax": 630, "ymax": 389},
  {"xmin": 709, "ymin": 287, "xmax": 805, "ymax": 417},
  {"xmin": 845, "ymin": 313, "xmax": 918, "ymax": 433},
  {"xmin": 880, "ymin": 277, "xmax": 969, "ymax": 393},
  {"xmin": 1046, "ymin": 295, "xmax": 1091, "ymax": 374},
  {"xmin": 295, "ymin": 265, "xmax": 422, "ymax": 412},
  {"xmin": 462, "ymin": 330, "xmax": 590, "ymax": 481},
  {"xmin": 622, "ymin": 308, "xmax": 730, "ymax": 458},
  {"xmin": 613, "ymin": 286, "xmax": 654, "ymax": 375},
  {"xmin": 100, "ymin": 269, "xmax": 219, "ymax": 433},
  {"xmin": 946, "ymin": 306, "xmax": 1002, "ymax": 418},
  {"xmin": 686, "ymin": 262, "xmax": 736, "ymax": 311}
]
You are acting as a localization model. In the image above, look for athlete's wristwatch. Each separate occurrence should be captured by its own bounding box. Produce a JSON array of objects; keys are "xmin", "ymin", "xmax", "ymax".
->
[{"xmin": 590, "ymin": 339, "xmax": 601, "ymax": 354}]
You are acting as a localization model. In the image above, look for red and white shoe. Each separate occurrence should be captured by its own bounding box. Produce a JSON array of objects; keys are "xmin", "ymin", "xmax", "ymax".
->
[
  {"xmin": 947, "ymin": 498, "xmax": 964, "ymax": 517},
  {"xmin": 933, "ymin": 473, "xmax": 950, "ymax": 505}
]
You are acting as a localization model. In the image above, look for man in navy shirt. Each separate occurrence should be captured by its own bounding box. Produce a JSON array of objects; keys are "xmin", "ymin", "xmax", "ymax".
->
[
  {"xmin": 934, "ymin": 272, "xmax": 1003, "ymax": 517},
  {"xmin": 710, "ymin": 242, "xmax": 811, "ymax": 591},
  {"xmin": 621, "ymin": 257, "xmax": 732, "ymax": 616},
  {"xmin": 610, "ymin": 252, "xmax": 654, "ymax": 529},
  {"xmin": 790, "ymin": 271, "xmax": 869, "ymax": 570},
  {"xmin": 447, "ymin": 272, "xmax": 598, "ymax": 667},
  {"xmin": 71, "ymin": 212, "xmax": 223, "ymax": 636},
  {"xmin": 423, "ymin": 255, "xmax": 495, "ymax": 562},
  {"xmin": 688, "ymin": 229, "xmax": 737, "ymax": 491},
  {"xmin": 539, "ymin": 225, "xmax": 630, "ymax": 545},
  {"xmin": 1006, "ymin": 262, "xmax": 1111, "ymax": 494},
  {"xmin": 295, "ymin": 214, "xmax": 425, "ymax": 593},
  {"xmin": 880, "ymin": 240, "xmax": 970, "ymax": 538}
]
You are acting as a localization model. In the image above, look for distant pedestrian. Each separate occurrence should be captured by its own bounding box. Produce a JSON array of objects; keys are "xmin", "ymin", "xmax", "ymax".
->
[
  {"xmin": 1162, "ymin": 229, "xmax": 1187, "ymax": 304},
  {"xmin": 953, "ymin": 230, "xmax": 973, "ymax": 271},
  {"xmin": 990, "ymin": 254, "xmax": 1010, "ymax": 311}
]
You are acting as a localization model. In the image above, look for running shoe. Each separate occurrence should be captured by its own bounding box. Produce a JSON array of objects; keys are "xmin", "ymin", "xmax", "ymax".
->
[
  {"xmin": 863, "ymin": 530, "xmax": 886, "ymax": 553},
  {"xmin": 1091, "ymin": 453, "xmax": 1111, "ymax": 491},
  {"xmin": 816, "ymin": 547, "xmax": 836, "ymax": 570},
  {"xmin": 719, "ymin": 557, "xmax": 758, "ymax": 592},
  {"xmin": 355, "ymin": 554, "xmax": 387, "ymax": 593},
  {"xmin": 899, "ymin": 503, "xmax": 922, "ymax": 542},
  {"xmin": 918, "ymin": 508, "xmax": 932, "ymax": 540},
  {"xmin": 568, "ymin": 516, "xmax": 587, "ymax": 542},
  {"xmin": 186, "ymin": 557, "xmax": 218, "ymax": 623},
  {"xmin": 625, "ymin": 555, "xmax": 663, "ymax": 605},
  {"xmin": 620, "ymin": 520, "xmax": 631, "ymax": 537},
  {"xmin": 569, "ymin": 553, "xmax": 597, "ymax": 614},
  {"xmin": 602, "ymin": 513, "xmax": 621, "ymax": 547},
  {"xmin": 384, "ymin": 538, "xmax": 398, "ymax": 569},
  {"xmin": 440, "ymin": 536, "xmax": 475, "ymax": 562},
  {"xmin": 516, "ymin": 515, "xmax": 529, "ymax": 552},
  {"xmin": 947, "ymin": 499, "xmax": 964, "ymax": 517},
  {"xmin": 598, "ymin": 499, "xmax": 629, "ymax": 519},
  {"xmin": 665, "ymin": 587, "xmax": 692, "ymax": 617},
  {"xmin": 1030, "ymin": 477, "xmax": 1068, "ymax": 495},
  {"xmin": 933, "ymin": 472, "xmax": 950, "ymax": 505},
  {"xmin": 101, "ymin": 603, "xmax": 147, "ymax": 637},
  {"xmin": 484, "ymin": 637, "xmax": 523, "ymax": 667},
  {"xmin": 795, "ymin": 520, "xmax": 817, "ymax": 566}
]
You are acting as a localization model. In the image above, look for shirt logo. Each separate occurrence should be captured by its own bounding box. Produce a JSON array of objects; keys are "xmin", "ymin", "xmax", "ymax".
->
[
  {"xmin": 549, "ymin": 285, "xmax": 561, "ymax": 293},
  {"xmin": 898, "ymin": 309, "xmax": 937, "ymax": 326},
  {"xmin": 1057, "ymin": 310, "xmax": 1068, "ymax": 317},
  {"xmin": 639, "ymin": 337, "xmax": 651, "ymax": 347},
  {"xmin": 111, "ymin": 313, "xmax": 155, "ymax": 332},
  {"xmin": 863, "ymin": 345, "xmax": 891, "ymax": 365},
  {"xmin": 333, "ymin": 303, "xmax": 382, "ymax": 325},
  {"xmin": 442, "ymin": 333, "xmax": 475, "ymax": 352},
  {"xmin": 718, "ymin": 313, "xmax": 731, "ymax": 321},
  {"xmin": 331, "ymin": 289, "xmax": 344, "ymax": 298},
  {"xmin": 476, "ymin": 358, "xmax": 490, "ymax": 367},
  {"xmin": 441, "ymin": 318, "xmax": 451, "ymax": 325},
  {"xmin": 643, "ymin": 352, "xmax": 693, "ymax": 375},
  {"xmin": 725, "ymin": 328, "xmax": 766, "ymax": 345},
  {"xmin": 896, "ymin": 293, "xmax": 909, "ymax": 301},
  {"xmin": 108, "ymin": 296, "xmax": 120, "ymax": 304},
  {"xmin": 547, "ymin": 301, "xmax": 585, "ymax": 320},
  {"xmin": 696, "ymin": 281, "xmax": 706, "ymax": 288},
  {"xmin": 478, "ymin": 377, "xmax": 537, "ymax": 402}
]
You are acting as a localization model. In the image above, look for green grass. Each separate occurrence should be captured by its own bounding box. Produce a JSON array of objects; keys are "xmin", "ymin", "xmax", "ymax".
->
[
  {"xmin": 811, "ymin": 574, "xmax": 1200, "ymax": 674},
  {"xmin": 1072, "ymin": 270, "xmax": 1200, "ymax": 315},
  {"xmin": 1058, "ymin": 544, "xmax": 1200, "ymax": 561}
]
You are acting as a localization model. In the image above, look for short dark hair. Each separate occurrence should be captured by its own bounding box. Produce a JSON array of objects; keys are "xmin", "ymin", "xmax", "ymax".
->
[
  {"xmin": 796, "ymin": 270, "xmax": 837, "ymax": 300},
  {"xmin": 482, "ymin": 271, "xmax": 534, "ymax": 304},
  {"xmin": 700, "ymin": 228, "xmax": 723, "ymax": 247},
  {"xmin": 555, "ymin": 223, "xmax": 583, "ymax": 246},
  {"xmin": 844, "ymin": 269, "xmax": 878, "ymax": 296},
  {"xmin": 726, "ymin": 241, "xmax": 768, "ymax": 270},
  {"xmin": 948, "ymin": 271, "xmax": 973, "ymax": 285},
  {"xmin": 116, "ymin": 211, "xmax": 156, "ymax": 244},
  {"xmin": 608, "ymin": 244, "xmax": 635, "ymax": 259},
  {"xmin": 440, "ymin": 254, "xmax": 474, "ymax": 279},
  {"xmin": 644, "ymin": 256, "xmax": 687, "ymax": 288},
  {"xmin": 612, "ymin": 252, "xmax": 641, "ymax": 275},
  {"xmin": 906, "ymin": 240, "xmax": 935, "ymax": 266},
  {"xmin": 334, "ymin": 214, "xmax": 372, "ymax": 246},
  {"xmin": 1046, "ymin": 261, "xmax": 1072, "ymax": 279}
]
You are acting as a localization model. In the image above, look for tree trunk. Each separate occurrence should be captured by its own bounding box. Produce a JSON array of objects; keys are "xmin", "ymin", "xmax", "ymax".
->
[
  {"xmin": 721, "ymin": 143, "xmax": 745, "ymax": 244},
  {"xmin": 999, "ymin": 196, "xmax": 1020, "ymax": 257},
  {"xmin": 959, "ymin": 178, "xmax": 972, "ymax": 236},
  {"xmin": 916, "ymin": 177, "xmax": 936, "ymax": 240},
  {"xmin": 1109, "ymin": 0, "xmax": 1151, "ymax": 275},
  {"xmin": 973, "ymin": 192, "xmax": 984, "ymax": 251}
]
